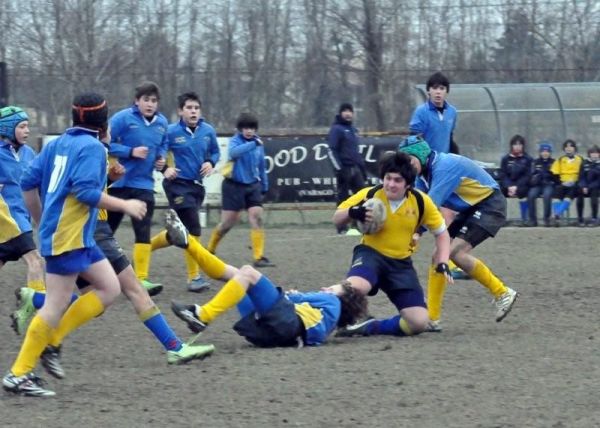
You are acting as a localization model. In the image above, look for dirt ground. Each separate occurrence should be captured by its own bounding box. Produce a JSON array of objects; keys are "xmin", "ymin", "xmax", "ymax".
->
[{"xmin": 0, "ymin": 222, "xmax": 599, "ymax": 427}]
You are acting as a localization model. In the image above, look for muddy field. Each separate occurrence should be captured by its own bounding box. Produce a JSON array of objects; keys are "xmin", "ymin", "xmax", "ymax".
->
[{"xmin": 0, "ymin": 221, "xmax": 598, "ymax": 427}]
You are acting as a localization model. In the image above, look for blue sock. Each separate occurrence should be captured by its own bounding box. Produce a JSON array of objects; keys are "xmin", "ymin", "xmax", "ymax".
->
[
  {"xmin": 31, "ymin": 291, "xmax": 78, "ymax": 309},
  {"xmin": 552, "ymin": 201, "xmax": 561, "ymax": 216},
  {"xmin": 143, "ymin": 312, "xmax": 182, "ymax": 351},
  {"xmin": 519, "ymin": 200, "xmax": 528, "ymax": 221},
  {"xmin": 560, "ymin": 200, "xmax": 571, "ymax": 216},
  {"xmin": 366, "ymin": 316, "xmax": 406, "ymax": 336}
]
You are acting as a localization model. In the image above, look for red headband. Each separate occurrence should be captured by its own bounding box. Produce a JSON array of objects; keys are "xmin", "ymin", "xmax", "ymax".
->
[{"xmin": 72, "ymin": 100, "xmax": 107, "ymax": 123}]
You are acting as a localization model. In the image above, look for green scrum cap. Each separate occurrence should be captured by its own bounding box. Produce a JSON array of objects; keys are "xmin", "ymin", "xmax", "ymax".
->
[{"xmin": 397, "ymin": 135, "xmax": 431, "ymax": 167}]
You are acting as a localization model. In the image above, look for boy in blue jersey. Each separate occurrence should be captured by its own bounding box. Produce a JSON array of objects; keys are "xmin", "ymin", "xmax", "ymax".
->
[
  {"xmin": 0, "ymin": 106, "xmax": 46, "ymax": 308},
  {"xmin": 150, "ymin": 92, "xmax": 220, "ymax": 292},
  {"xmin": 398, "ymin": 136, "xmax": 519, "ymax": 331},
  {"xmin": 527, "ymin": 142, "xmax": 558, "ymax": 227},
  {"xmin": 166, "ymin": 210, "xmax": 368, "ymax": 347},
  {"xmin": 3, "ymin": 93, "xmax": 147, "ymax": 397},
  {"xmin": 499, "ymin": 135, "xmax": 533, "ymax": 225},
  {"xmin": 207, "ymin": 113, "xmax": 275, "ymax": 267},
  {"xmin": 331, "ymin": 151, "xmax": 452, "ymax": 338},
  {"xmin": 107, "ymin": 81, "xmax": 168, "ymax": 295},
  {"xmin": 409, "ymin": 72, "xmax": 459, "ymax": 155}
]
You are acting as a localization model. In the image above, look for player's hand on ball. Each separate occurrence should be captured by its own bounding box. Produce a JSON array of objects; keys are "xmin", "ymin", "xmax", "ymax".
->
[{"xmin": 125, "ymin": 199, "xmax": 147, "ymax": 220}]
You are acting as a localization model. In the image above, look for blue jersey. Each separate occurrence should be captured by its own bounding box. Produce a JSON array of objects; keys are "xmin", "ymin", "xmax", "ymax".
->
[
  {"xmin": 228, "ymin": 132, "xmax": 268, "ymax": 192},
  {"xmin": 166, "ymin": 119, "xmax": 220, "ymax": 182},
  {"xmin": 0, "ymin": 142, "xmax": 36, "ymax": 243},
  {"xmin": 416, "ymin": 152, "xmax": 499, "ymax": 212},
  {"xmin": 108, "ymin": 105, "xmax": 168, "ymax": 190},
  {"xmin": 410, "ymin": 100, "xmax": 457, "ymax": 153},
  {"xmin": 21, "ymin": 128, "xmax": 106, "ymax": 256},
  {"xmin": 286, "ymin": 292, "xmax": 341, "ymax": 346}
]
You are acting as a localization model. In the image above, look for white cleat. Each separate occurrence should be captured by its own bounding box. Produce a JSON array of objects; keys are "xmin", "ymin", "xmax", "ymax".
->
[{"xmin": 494, "ymin": 287, "xmax": 519, "ymax": 322}]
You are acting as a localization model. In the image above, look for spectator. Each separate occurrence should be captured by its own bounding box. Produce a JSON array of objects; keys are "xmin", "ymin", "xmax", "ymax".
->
[
  {"xmin": 550, "ymin": 139, "xmax": 584, "ymax": 226},
  {"xmin": 579, "ymin": 145, "xmax": 600, "ymax": 226},
  {"xmin": 527, "ymin": 141, "xmax": 558, "ymax": 227},
  {"xmin": 498, "ymin": 135, "xmax": 533, "ymax": 225}
]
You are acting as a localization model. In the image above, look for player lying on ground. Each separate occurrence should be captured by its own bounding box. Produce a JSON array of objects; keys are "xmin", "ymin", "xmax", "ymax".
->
[{"xmin": 165, "ymin": 210, "xmax": 369, "ymax": 347}]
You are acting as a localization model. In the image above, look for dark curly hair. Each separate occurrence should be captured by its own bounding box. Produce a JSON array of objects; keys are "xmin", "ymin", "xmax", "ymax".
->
[
  {"xmin": 336, "ymin": 281, "xmax": 369, "ymax": 328},
  {"xmin": 378, "ymin": 151, "xmax": 417, "ymax": 186}
]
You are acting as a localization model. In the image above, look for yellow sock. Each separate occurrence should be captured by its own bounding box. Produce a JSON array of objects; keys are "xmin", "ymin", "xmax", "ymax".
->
[
  {"xmin": 186, "ymin": 239, "xmax": 226, "ymax": 279},
  {"xmin": 150, "ymin": 230, "xmax": 170, "ymax": 251},
  {"xmin": 468, "ymin": 259, "xmax": 508, "ymax": 298},
  {"xmin": 199, "ymin": 278, "xmax": 246, "ymax": 324},
  {"xmin": 427, "ymin": 265, "xmax": 447, "ymax": 321},
  {"xmin": 11, "ymin": 315, "xmax": 53, "ymax": 376},
  {"xmin": 250, "ymin": 229, "xmax": 264, "ymax": 261},
  {"xmin": 184, "ymin": 235, "xmax": 202, "ymax": 281},
  {"xmin": 399, "ymin": 318, "xmax": 413, "ymax": 336},
  {"xmin": 49, "ymin": 291, "xmax": 105, "ymax": 347},
  {"xmin": 207, "ymin": 228, "xmax": 223, "ymax": 254},
  {"xmin": 27, "ymin": 279, "xmax": 45, "ymax": 292},
  {"xmin": 448, "ymin": 260, "xmax": 458, "ymax": 270},
  {"xmin": 133, "ymin": 243, "xmax": 152, "ymax": 281},
  {"xmin": 138, "ymin": 305, "xmax": 160, "ymax": 322}
]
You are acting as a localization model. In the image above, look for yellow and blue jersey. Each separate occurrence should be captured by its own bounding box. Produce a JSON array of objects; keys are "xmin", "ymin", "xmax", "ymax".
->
[
  {"xmin": 108, "ymin": 105, "xmax": 168, "ymax": 190},
  {"xmin": 416, "ymin": 152, "xmax": 499, "ymax": 212},
  {"xmin": 551, "ymin": 155, "xmax": 583, "ymax": 184},
  {"xmin": 227, "ymin": 133, "xmax": 268, "ymax": 193},
  {"xmin": 0, "ymin": 141, "xmax": 36, "ymax": 243},
  {"xmin": 339, "ymin": 186, "xmax": 445, "ymax": 259},
  {"xmin": 286, "ymin": 292, "xmax": 341, "ymax": 346},
  {"xmin": 20, "ymin": 128, "xmax": 106, "ymax": 256},
  {"xmin": 165, "ymin": 119, "xmax": 220, "ymax": 182}
]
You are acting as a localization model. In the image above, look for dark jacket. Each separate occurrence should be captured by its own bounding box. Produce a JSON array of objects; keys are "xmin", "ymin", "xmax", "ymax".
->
[
  {"xmin": 530, "ymin": 157, "xmax": 558, "ymax": 187},
  {"xmin": 327, "ymin": 115, "xmax": 364, "ymax": 171},
  {"xmin": 579, "ymin": 158, "xmax": 600, "ymax": 190},
  {"xmin": 499, "ymin": 153, "xmax": 533, "ymax": 188}
]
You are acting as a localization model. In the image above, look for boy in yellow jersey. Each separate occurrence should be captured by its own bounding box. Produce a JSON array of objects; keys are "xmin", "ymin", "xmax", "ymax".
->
[
  {"xmin": 550, "ymin": 139, "xmax": 584, "ymax": 226},
  {"xmin": 331, "ymin": 151, "xmax": 452, "ymax": 338},
  {"xmin": 399, "ymin": 135, "xmax": 519, "ymax": 332}
]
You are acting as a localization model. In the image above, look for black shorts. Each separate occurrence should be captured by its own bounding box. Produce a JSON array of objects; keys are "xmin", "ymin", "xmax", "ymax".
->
[
  {"xmin": 76, "ymin": 221, "xmax": 130, "ymax": 289},
  {"xmin": 0, "ymin": 231, "xmax": 36, "ymax": 263},
  {"xmin": 448, "ymin": 189, "xmax": 507, "ymax": 248},
  {"xmin": 346, "ymin": 245, "xmax": 426, "ymax": 311},
  {"xmin": 108, "ymin": 187, "xmax": 155, "ymax": 204},
  {"xmin": 222, "ymin": 179, "xmax": 263, "ymax": 211},
  {"xmin": 233, "ymin": 294, "xmax": 305, "ymax": 348},
  {"xmin": 163, "ymin": 178, "xmax": 205, "ymax": 210}
]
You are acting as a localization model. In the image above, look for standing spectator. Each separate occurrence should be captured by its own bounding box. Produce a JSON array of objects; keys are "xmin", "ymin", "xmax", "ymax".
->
[
  {"xmin": 550, "ymin": 139, "xmax": 584, "ymax": 226},
  {"xmin": 107, "ymin": 81, "xmax": 168, "ymax": 295},
  {"xmin": 579, "ymin": 145, "xmax": 600, "ymax": 226},
  {"xmin": 207, "ymin": 113, "xmax": 274, "ymax": 267},
  {"xmin": 498, "ymin": 135, "xmax": 533, "ymax": 225},
  {"xmin": 327, "ymin": 103, "xmax": 366, "ymax": 235},
  {"xmin": 150, "ymin": 92, "xmax": 220, "ymax": 292},
  {"xmin": 409, "ymin": 71, "xmax": 459, "ymax": 154},
  {"xmin": 527, "ymin": 141, "xmax": 558, "ymax": 227}
]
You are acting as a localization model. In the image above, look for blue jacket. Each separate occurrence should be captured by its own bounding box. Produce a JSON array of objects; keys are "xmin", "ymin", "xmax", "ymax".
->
[
  {"xmin": 108, "ymin": 105, "xmax": 168, "ymax": 190},
  {"xmin": 0, "ymin": 141, "xmax": 36, "ymax": 243},
  {"xmin": 499, "ymin": 153, "xmax": 533, "ymax": 189},
  {"xmin": 530, "ymin": 157, "xmax": 558, "ymax": 187},
  {"xmin": 21, "ymin": 128, "xmax": 106, "ymax": 256},
  {"xmin": 579, "ymin": 158, "xmax": 600, "ymax": 190},
  {"xmin": 228, "ymin": 133, "xmax": 268, "ymax": 193},
  {"xmin": 165, "ymin": 119, "xmax": 220, "ymax": 182},
  {"xmin": 409, "ymin": 100, "xmax": 458, "ymax": 153},
  {"xmin": 286, "ymin": 292, "xmax": 341, "ymax": 346},
  {"xmin": 416, "ymin": 152, "xmax": 499, "ymax": 212},
  {"xmin": 327, "ymin": 115, "xmax": 364, "ymax": 170}
]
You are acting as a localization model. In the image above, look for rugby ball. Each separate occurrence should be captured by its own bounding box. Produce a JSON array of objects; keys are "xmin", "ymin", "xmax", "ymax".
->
[{"xmin": 357, "ymin": 198, "xmax": 387, "ymax": 234}]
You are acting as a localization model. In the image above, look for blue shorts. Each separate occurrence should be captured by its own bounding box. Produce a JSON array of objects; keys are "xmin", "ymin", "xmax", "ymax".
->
[
  {"xmin": 221, "ymin": 179, "xmax": 263, "ymax": 211},
  {"xmin": 347, "ymin": 244, "xmax": 426, "ymax": 311},
  {"xmin": 163, "ymin": 178, "xmax": 205, "ymax": 210},
  {"xmin": 233, "ymin": 276, "xmax": 304, "ymax": 347},
  {"xmin": 45, "ymin": 245, "xmax": 105, "ymax": 275}
]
